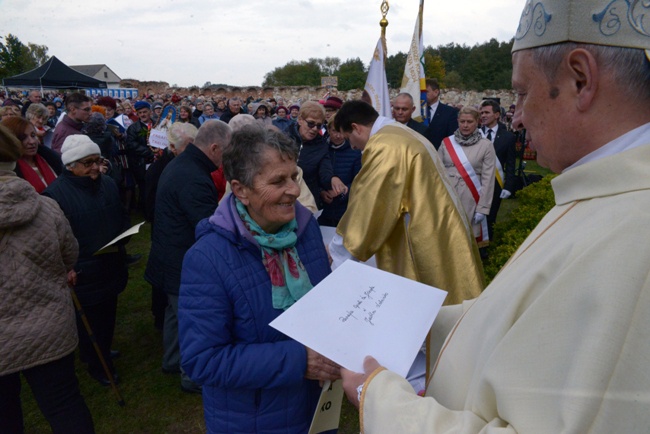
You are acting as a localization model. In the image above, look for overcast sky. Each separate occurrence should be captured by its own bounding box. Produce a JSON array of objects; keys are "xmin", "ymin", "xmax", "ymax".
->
[{"xmin": 0, "ymin": 0, "xmax": 524, "ymax": 87}]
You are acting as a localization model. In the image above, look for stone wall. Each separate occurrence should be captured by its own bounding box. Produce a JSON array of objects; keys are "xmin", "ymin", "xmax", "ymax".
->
[{"xmin": 119, "ymin": 79, "xmax": 517, "ymax": 108}]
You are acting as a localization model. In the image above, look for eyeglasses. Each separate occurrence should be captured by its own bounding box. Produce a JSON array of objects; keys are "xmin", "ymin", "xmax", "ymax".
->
[
  {"xmin": 304, "ymin": 120, "xmax": 323, "ymax": 130},
  {"xmin": 78, "ymin": 158, "xmax": 102, "ymax": 168}
]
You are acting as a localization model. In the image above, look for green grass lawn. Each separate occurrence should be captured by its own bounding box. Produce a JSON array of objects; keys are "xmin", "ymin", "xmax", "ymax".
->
[{"xmin": 21, "ymin": 158, "xmax": 552, "ymax": 433}]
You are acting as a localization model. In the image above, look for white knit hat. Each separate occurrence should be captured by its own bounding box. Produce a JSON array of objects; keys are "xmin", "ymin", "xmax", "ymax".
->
[
  {"xmin": 61, "ymin": 135, "xmax": 101, "ymax": 165},
  {"xmin": 512, "ymin": 0, "xmax": 650, "ymax": 60}
]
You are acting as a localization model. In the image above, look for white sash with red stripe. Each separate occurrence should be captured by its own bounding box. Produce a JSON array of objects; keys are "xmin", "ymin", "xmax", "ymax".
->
[{"xmin": 443, "ymin": 136, "xmax": 489, "ymax": 242}]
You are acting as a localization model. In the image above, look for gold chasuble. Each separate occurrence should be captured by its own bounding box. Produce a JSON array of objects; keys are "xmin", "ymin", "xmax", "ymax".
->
[{"xmin": 337, "ymin": 123, "xmax": 483, "ymax": 305}]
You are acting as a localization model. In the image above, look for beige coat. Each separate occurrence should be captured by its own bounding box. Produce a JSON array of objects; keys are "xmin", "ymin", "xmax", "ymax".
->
[
  {"xmin": 438, "ymin": 136, "xmax": 496, "ymax": 237},
  {"xmin": 360, "ymin": 143, "xmax": 650, "ymax": 433},
  {"xmin": 0, "ymin": 171, "xmax": 79, "ymax": 375}
]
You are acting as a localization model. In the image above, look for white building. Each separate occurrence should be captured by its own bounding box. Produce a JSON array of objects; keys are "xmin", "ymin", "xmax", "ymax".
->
[{"xmin": 70, "ymin": 64, "xmax": 122, "ymax": 89}]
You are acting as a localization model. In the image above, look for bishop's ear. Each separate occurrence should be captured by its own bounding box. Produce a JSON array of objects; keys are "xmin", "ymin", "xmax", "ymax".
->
[{"xmin": 566, "ymin": 48, "xmax": 598, "ymax": 111}]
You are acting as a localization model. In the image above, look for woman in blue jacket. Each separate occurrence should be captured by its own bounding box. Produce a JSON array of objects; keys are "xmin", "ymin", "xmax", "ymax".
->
[{"xmin": 179, "ymin": 125, "xmax": 340, "ymax": 433}]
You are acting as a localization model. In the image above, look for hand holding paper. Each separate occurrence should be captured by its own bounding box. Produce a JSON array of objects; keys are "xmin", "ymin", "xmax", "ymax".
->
[
  {"xmin": 270, "ymin": 261, "xmax": 447, "ymax": 378},
  {"xmin": 305, "ymin": 347, "xmax": 341, "ymax": 384},
  {"xmin": 341, "ymin": 356, "xmax": 382, "ymax": 409}
]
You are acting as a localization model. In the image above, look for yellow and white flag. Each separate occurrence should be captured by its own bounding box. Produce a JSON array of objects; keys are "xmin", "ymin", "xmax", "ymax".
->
[
  {"xmin": 364, "ymin": 38, "xmax": 392, "ymax": 118},
  {"xmin": 400, "ymin": 0, "xmax": 427, "ymax": 123}
]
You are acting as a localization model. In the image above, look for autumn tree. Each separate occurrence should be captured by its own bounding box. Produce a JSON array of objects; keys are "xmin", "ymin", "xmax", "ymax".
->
[{"xmin": 423, "ymin": 50, "xmax": 446, "ymax": 85}]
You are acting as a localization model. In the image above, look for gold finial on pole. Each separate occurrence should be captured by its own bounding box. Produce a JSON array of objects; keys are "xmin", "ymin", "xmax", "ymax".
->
[
  {"xmin": 380, "ymin": 0, "xmax": 389, "ymax": 58},
  {"xmin": 380, "ymin": 0, "xmax": 390, "ymax": 39}
]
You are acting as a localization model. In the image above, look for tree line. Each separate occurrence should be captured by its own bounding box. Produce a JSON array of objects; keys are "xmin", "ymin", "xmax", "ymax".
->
[
  {"xmin": 263, "ymin": 38, "xmax": 514, "ymax": 91},
  {"xmin": 2, "ymin": 34, "xmax": 513, "ymax": 91},
  {"xmin": 0, "ymin": 34, "xmax": 49, "ymax": 80}
]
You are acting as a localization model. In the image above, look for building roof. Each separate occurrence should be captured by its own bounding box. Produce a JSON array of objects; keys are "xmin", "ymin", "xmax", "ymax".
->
[{"xmin": 69, "ymin": 64, "xmax": 121, "ymax": 81}]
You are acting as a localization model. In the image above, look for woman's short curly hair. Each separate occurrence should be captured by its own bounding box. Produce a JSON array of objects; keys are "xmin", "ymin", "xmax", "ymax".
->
[{"xmin": 223, "ymin": 125, "xmax": 299, "ymax": 187}]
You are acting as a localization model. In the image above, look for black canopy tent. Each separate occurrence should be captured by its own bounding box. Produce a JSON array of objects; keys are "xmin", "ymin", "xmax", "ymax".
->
[{"xmin": 2, "ymin": 56, "xmax": 108, "ymax": 89}]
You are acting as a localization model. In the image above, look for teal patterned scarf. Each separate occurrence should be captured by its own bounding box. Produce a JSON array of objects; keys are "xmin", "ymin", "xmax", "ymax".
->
[{"xmin": 235, "ymin": 198, "xmax": 313, "ymax": 310}]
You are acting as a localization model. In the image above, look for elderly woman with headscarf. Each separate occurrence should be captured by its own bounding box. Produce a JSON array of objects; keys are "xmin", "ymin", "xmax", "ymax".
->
[
  {"xmin": 43, "ymin": 135, "xmax": 130, "ymax": 387},
  {"xmin": 272, "ymin": 105, "xmax": 292, "ymax": 133},
  {"xmin": 178, "ymin": 125, "xmax": 340, "ymax": 433},
  {"xmin": 438, "ymin": 106, "xmax": 496, "ymax": 246},
  {"xmin": 252, "ymin": 101, "xmax": 273, "ymax": 127},
  {"xmin": 0, "ymin": 126, "xmax": 95, "ymax": 433}
]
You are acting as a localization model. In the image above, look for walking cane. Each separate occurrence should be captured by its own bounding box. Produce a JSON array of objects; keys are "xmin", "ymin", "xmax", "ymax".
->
[{"xmin": 70, "ymin": 287, "xmax": 126, "ymax": 407}]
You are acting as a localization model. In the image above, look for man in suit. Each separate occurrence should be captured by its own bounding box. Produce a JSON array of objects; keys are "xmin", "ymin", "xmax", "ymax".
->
[
  {"xmin": 391, "ymin": 93, "xmax": 428, "ymax": 138},
  {"xmin": 479, "ymin": 99, "xmax": 517, "ymax": 241},
  {"xmin": 423, "ymin": 78, "xmax": 459, "ymax": 150}
]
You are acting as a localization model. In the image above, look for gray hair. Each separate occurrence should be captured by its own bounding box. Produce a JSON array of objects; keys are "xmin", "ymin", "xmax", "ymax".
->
[
  {"xmin": 167, "ymin": 122, "xmax": 198, "ymax": 150},
  {"xmin": 229, "ymin": 114, "xmax": 256, "ymax": 132},
  {"xmin": 194, "ymin": 119, "xmax": 231, "ymax": 151},
  {"xmin": 223, "ymin": 125, "xmax": 299, "ymax": 187},
  {"xmin": 531, "ymin": 43, "xmax": 650, "ymax": 104},
  {"xmin": 25, "ymin": 103, "xmax": 48, "ymax": 121}
]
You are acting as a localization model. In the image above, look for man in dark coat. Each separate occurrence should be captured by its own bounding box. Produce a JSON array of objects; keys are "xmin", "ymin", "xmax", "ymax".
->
[
  {"xmin": 20, "ymin": 89, "xmax": 42, "ymax": 117},
  {"xmin": 43, "ymin": 134, "xmax": 130, "ymax": 386},
  {"xmin": 392, "ymin": 93, "xmax": 429, "ymax": 138},
  {"xmin": 218, "ymin": 97, "xmax": 244, "ymax": 124},
  {"xmin": 479, "ymin": 99, "xmax": 517, "ymax": 241},
  {"xmin": 143, "ymin": 122, "xmax": 196, "ymax": 330},
  {"xmin": 423, "ymin": 78, "xmax": 459, "ymax": 150},
  {"xmin": 125, "ymin": 101, "xmax": 155, "ymax": 211},
  {"xmin": 144, "ymin": 120, "xmax": 231, "ymax": 393}
]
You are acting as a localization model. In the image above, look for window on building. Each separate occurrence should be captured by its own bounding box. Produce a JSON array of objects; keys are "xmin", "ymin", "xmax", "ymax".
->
[{"xmin": 104, "ymin": 72, "xmax": 108, "ymax": 78}]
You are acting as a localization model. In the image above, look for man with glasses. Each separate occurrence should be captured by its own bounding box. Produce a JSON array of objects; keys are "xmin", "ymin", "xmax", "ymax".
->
[
  {"xmin": 44, "ymin": 135, "xmax": 130, "ymax": 387},
  {"xmin": 51, "ymin": 92, "xmax": 92, "ymax": 154}
]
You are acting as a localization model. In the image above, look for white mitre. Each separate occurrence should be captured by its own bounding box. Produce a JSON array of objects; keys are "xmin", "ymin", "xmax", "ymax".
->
[{"xmin": 512, "ymin": 0, "xmax": 650, "ymax": 59}]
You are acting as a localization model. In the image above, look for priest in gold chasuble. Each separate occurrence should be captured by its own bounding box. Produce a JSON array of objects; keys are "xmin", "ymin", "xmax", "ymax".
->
[{"xmin": 330, "ymin": 100, "xmax": 484, "ymax": 305}]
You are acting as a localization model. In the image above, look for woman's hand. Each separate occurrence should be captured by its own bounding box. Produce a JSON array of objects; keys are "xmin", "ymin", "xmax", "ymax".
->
[
  {"xmin": 67, "ymin": 270, "xmax": 77, "ymax": 288},
  {"xmin": 320, "ymin": 190, "xmax": 335, "ymax": 205},
  {"xmin": 305, "ymin": 347, "xmax": 341, "ymax": 383},
  {"xmin": 330, "ymin": 177, "xmax": 348, "ymax": 196},
  {"xmin": 99, "ymin": 158, "xmax": 110, "ymax": 175}
]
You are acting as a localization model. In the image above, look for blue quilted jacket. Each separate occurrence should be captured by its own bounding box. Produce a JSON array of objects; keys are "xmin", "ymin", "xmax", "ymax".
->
[{"xmin": 178, "ymin": 194, "xmax": 330, "ymax": 433}]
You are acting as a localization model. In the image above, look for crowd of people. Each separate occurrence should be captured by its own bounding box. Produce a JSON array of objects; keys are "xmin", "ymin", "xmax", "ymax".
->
[
  {"xmin": 0, "ymin": 81, "xmax": 517, "ymax": 432},
  {"xmin": 3, "ymin": 0, "xmax": 650, "ymax": 430},
  {"xmin": 0, "ymin": 80, "xmax": 519, "ymax": 431}
]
